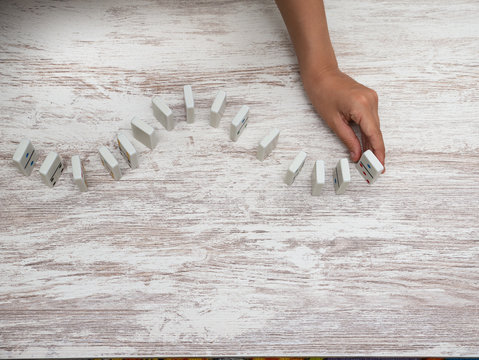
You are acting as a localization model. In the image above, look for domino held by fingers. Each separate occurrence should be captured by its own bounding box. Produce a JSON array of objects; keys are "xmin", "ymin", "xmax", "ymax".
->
[
  {"xmin": 39, "ymin": 151, "xmax": 65, "ymax": 188},
  {"xmin": 210, "ymin": 90, "xmax": 226, "ymax": 128},
  {"xmin": 256, "ymin": 128, "xmax": 280, "ymax": 161},
  {"xmin": 230, "ymin": 105, "xmax": 250, "ymax": 142},
  {"xmin": 183, "ymin": 85, "xmax": 195, "ymax": 124},
  {"xmin": 333, "ymin": 158, "xmax": 351, "ymax": 195},
  {"xmin": 71, "ymin": 155, "xmax": 88, "ymax": 192},
  {"xmin": 152, "ymin": 96, "xmax": 175, "ymax": 131},
  {"xmin": 12, "ymin": 138, "xmax": 38, "ymax": 176},
  {"xmin": 99, "ymin": 146, "xmax": 122, "ymax": 180},
  {"xmin": 117, "ymin": 132, "xmax": 139, "ymax": 169},
  {"xmin": 356, "ymin": 149, "xmax": 384, "ymax": 184},
  {"xmin": 284, "ymin": 151, "xmax": 307, "ymax": 186}
]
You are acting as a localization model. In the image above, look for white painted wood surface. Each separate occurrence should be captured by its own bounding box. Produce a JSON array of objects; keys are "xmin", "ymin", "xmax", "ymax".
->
[{"xmin": 1, "ymin": 0, "xmax": 478, "ymax": 357}]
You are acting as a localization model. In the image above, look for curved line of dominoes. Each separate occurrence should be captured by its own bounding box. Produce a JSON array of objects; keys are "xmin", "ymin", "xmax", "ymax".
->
[{"xmin": 12, "ymin": 85, "xmax": 383, "ymax": 195}]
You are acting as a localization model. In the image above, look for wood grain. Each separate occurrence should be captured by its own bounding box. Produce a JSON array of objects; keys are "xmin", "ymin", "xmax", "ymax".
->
[{"xmin": 1, "ymin": 0, "xmax": 478, "ymax": 357}]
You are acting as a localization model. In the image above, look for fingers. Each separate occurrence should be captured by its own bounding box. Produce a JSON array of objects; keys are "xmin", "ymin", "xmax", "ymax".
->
[
  {"xmin": 328, "ymin": 113, "xmax": 362, "ymax": 162},
  {"xmin": 350, "ymin": 92, "xmax": 386, "ymax": 169},
  {"xmin": 359, "ymin": 121, "xmax": 385, "ymax": 170},
  {"xmin": 361, "ymin": 131, "xmax": 370, "ymax": 154}
]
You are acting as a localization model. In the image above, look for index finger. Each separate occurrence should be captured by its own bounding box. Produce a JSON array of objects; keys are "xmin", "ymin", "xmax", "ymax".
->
[{"xmin": 358, "ymin": 110, "xmax": 386, "ymax": 168}]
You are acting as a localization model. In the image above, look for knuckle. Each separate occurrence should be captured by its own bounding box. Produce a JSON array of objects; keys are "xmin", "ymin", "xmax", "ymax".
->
[
  {"xmin": 352, "ymin": 93, "xmax": 371, "ymax": 108},
  {"xmin": 352, "ymin": 89, "xmax": 378, "ymax": 107}
]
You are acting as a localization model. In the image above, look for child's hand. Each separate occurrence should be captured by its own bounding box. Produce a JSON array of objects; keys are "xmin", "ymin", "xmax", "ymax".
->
[{"xmin": 303, "ymin": 67, "xmax": 386, "ymax": 167}]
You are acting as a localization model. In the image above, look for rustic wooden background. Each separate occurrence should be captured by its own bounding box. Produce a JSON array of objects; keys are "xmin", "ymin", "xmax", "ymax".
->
[{"xmin": 1, "ymin": 0, "xmax": 478, "ymax": 357}]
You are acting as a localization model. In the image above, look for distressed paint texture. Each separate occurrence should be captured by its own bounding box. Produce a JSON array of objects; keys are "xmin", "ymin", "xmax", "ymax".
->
[{"xmin": 0, "ymin": 0, "xmax": 478, "ymax": 357}]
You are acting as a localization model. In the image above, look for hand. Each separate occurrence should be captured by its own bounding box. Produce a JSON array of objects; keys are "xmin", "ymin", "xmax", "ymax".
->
[{"xmin": 303, "ymin": 67, "xmax": 386, "ymax": 168}]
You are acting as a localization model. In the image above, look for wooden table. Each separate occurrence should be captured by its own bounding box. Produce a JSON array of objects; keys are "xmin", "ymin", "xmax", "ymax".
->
[{"xmin": 1, "ymin": 0, "xmax": 478, "ymax": 357}]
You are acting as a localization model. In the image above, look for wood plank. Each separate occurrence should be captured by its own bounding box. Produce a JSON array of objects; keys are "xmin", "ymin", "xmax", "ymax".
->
[{"xmin": 1, "ymin": 0, "xmax": 478, "ymax": 357}]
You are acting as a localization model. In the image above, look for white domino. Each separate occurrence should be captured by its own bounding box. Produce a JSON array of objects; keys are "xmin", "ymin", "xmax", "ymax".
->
[
  {"xmin": 131, "ymin": 118, "xmax": 158, "ymax": 150},
  {"xmin": 284, "ymin": 151, "xmax": 307, "ymax": 185},
  {"xmin": 210, "ymin": 90, "xmax": 226, "ymax": 128},
  {"xmin": 39, "ymin": 151, "xmax": 65, "ymax": 188},
  {"xmin": 99, "ymin": 146, "xmax": 122, "ymax": 180},
  {"xmin": 311, "ymin": 160, "xmax": 325, "ymax": 196},
  {"xmin": 230, "ymin": 105, "xmax": 250, "ymax": 142},
  {"xmin": 256, "ymin": 128, "xmax": 280, "ymax": 161},
  {"xmin": 152, "ymin": 96, "xmax": 175, "ymax": 131},
  {"xmin": 356, "ymin": 149, "xmax": 384, "ymax": 184},
  {"xmin": 71, "ymin": 155, "xmax": 88, "ymax": 192},
  {"xmin": 12, "ymin": 138, "xmax": 38, "ymax": 176},
  {"xmin": 117, "ymin": 132, "xmax": 139, "ymax": 169},
  {"xmin": 333, "ymin": 158, "xmax": 351, "ymax": 194},
  {"xmin": 183, "ymin": 85, "xmax": 195, "ymax": 123}
]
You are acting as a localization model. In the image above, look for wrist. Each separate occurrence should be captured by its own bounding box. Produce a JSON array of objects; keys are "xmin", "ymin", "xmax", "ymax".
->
[{"xmin": 301, "ymin": 62, "xmax": 340, "ymax": 93}]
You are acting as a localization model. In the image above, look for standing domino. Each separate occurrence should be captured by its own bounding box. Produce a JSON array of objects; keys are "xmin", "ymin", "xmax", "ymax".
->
[
  {"xmin": 131, "ymin": 118, "xmax": 158, "ymax": 149},
  {"xmin": 230, "ymin": 105, "xmax": 250, "ymax": 142},
  {"xmin": 12, "ymin": 139, "xmax": 38, "ymax": 176},
  {"xmin": 183, "ymin": 85, "xmax": 195, "ymax": 123},
  {"xmin": 256, "ymin": 128, "xmax": 280, "ymax": 161},
  {"xmin": 99, "ymin": 146, "xmax": 122, "ymax": 180},
  {"xmin": 39, "ymin": 151, "xmax": 65, "ymax": 188},
  {"xmin": 356, "ymin": 149, "xmax": 384, "ymax": 184},
  {"xmin": 210, "ymin": 90, "xmax": 226, "ymax": 128},
  {"xmin": 333, "ymin": 158, "xmax": 351, "ymax": 194},
  {"xmin": 311, "ymin": 160, "xmax": 325, "ymax": 196},
  {"xmin": 152, "ymin": 96, "xmax": 175, "ymax": 131},
  {"xmin": 71, "ymin": 155, "xmax": 88, "ymax": 192},
  {"xmin": 117, "ymin": 133, "xmax": 139, "ymax": 169},
  {"xmin": 284, "ymin": 151, "xmax": 307, "ymax": 185}
]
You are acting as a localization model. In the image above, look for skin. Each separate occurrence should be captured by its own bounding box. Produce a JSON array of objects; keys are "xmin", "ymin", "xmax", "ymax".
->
[{"xmin": 275, "ymin": 0, "xmax": 386, "ymax": 168}]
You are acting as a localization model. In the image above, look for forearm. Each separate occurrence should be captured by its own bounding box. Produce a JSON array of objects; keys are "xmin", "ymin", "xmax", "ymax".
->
[
  {"xmin": 275, "ymin": 0, "xmax": 338, "ymax": 78},
  {"xmin": 275, "ymin": 0, "xmax": 386, "ymax": 165}
]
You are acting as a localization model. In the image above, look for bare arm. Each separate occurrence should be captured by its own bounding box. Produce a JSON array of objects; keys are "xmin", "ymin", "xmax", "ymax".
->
[{"xmin": 275, "ymin": 0, "xmax": 385, "ymax": 166}]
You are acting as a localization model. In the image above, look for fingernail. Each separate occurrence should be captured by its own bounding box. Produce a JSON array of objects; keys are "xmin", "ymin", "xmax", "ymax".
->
[{"xmin": 350, "ymin": 151, "xmax": 356, "ymax": 160}]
